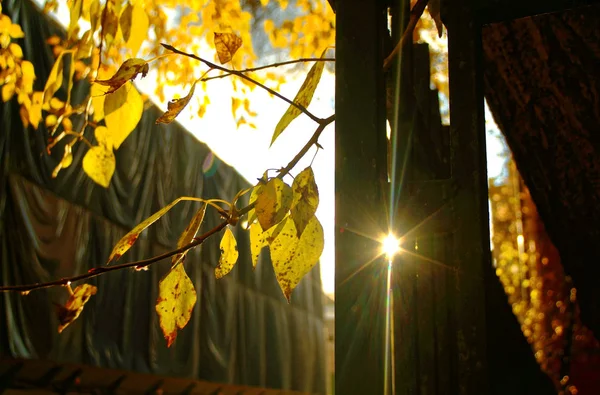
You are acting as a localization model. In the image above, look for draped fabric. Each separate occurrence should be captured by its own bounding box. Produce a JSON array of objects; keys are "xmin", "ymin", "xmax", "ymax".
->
[
  {"xmin": 482, "ymin": 4, "xmax": 600, "ymax": 338},
  {"xmin": 0, "ymin": 1, "xmax": 326, "ymax": 392}
]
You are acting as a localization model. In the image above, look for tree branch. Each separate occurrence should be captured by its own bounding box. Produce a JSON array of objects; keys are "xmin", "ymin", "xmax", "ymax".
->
[
  {"xmin": 162, "ymin": 44, "xmax": 324, "ymax": 124},
  {"xmin": 382, "ymin": 0, "xmax": 429, "ymax": 72},
  {"xmin": 0, "ymin": 113, "xmax": 336, "ymax": 293},
  {"xmin": 201, "ymin": 57, "xmax": 335, "ymax": 82}
]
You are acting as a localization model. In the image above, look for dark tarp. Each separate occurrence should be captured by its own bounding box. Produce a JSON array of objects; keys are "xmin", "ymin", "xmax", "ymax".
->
[
  {"xmin": 0, "ymin": 0, "xmax": 326, "ymax": 393},
  {"xmin": 483, "ymin": 4, "xmax": 600, "ymax": 338}
]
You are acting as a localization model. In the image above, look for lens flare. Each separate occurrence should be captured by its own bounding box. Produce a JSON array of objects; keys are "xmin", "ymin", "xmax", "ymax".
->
[{"xmin": 381, "ymin": 233, "xmax": 400, "ymax": 259}]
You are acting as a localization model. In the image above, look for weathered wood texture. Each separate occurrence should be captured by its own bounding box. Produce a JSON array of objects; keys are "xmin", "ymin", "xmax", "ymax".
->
[
  {"xmin": 335, "ymin": 1, "xmax": 388, "ymax": 394},
  {"xmin": 482, "ymin": 4, "xmax": 600, "ymax": 339}
]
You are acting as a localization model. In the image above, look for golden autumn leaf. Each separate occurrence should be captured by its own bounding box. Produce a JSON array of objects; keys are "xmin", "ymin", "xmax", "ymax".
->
[
  {"xmin": 56, "ymin": 284, "xmax": 97, "ymax": 333},
  {"xmin": 1, "ymin": 83, "xmax": 14, "ymax": 102},
  {"xmin": 42, "ymin": 52, "xmax": 64, "ymax": 105},
  {"xmin": 67, "ymin": 0, "xmax": 83, "ymax": 39},
  {"xmin": 95, "ymin": 58, "xmax": 149, "ymax": 94},
  {"xmin": 215, "ymin": 227, "xmax": 239, "ymax": 279},
  {"xmin": 214, "ymin": 32, "xmax": 242, "ymax": 64},
  {"xmin": 52, "ymin": 143, "xmax": 73, "ymax": 178},
  {"xmin": 120, "ymin": 3, "xmax": 149, "ymax": 56},
  {"xmin": 249, "ymin": 221, "xmax": 268, "ymax": 269},
  {"xmin": 291, "ymin": 167, "xmax": 319, "ymax": 237},
  {"xmin": 269, "ymin": 216, "xmax": 323, "ymax": 302},
  {"xmin": 155, "ymin": 264, "xmax": 197, "ymax": 347},
  {"xmin": 172, "ymin": 204, "xmax": 206, "ymax": 268},
  {"xmin": 82, "ymin": 145, "xmax": 115, "ymax": 188},
  {"xmin": 101, "ymin": 1, "xmax": 119, "ymax": 47},
  {"xmin": 271, "ymin": 48, "xmax": 328, "ymax": 146},
  {"xmin": 255, "ymin": 178, "xmax": 293, "ymax": 232},
  {"xmin": 103, "ymin": 82, "xmax": 143, "ymax": 149},
  {"xmin": 156, "ymin": 82, "xmax": 196, "ymax": 124},
  {"xmin": 107, "ymin": 198, "xmax": 185, "ymax": 262}
]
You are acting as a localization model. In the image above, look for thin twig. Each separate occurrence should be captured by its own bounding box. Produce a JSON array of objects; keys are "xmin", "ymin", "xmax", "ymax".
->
[
  {"xmin": 0, "ymin": 113, "xmax": 336, "ymax": 293},
  {"xmin": 201, "ymin": 57, "xmax": 336, "ymax": 82},
  {"xmin": 382, "ymin": 0, "xmax": 429, "ymax": 72},
  {"xmin": 161, "ymin": 43, "xmax": 323, "ymax": 124}
]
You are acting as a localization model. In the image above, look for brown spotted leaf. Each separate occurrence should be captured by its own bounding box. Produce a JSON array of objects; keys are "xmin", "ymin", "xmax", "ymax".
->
[
  {"xmin": 56, "ymin": 284, "xmax": 97, "ymax": 333},
  {"xmin": 214, "ymin": 32, "xmax": 242, "ymax": 64},
  {"xmin": 255, "ymin": 178, "xmax": 292, "ymax": 232},
  {"xmin": 215, "ymin": 227, "xmax": 239, "ymax": 279},
  {"xmin": 290, "ymin": 167, "xmax": 319, "ymax": 237},
  {"xmin": 155, "ymin": 264, "xmax": 197, "ymax": 347},
  {"xmin": 95, "ymin": 58, "xmax": 149, "ymax": 94},
  {"xmin": 270, "ymin": 48, "xmax": 328, "ymax": 146},
  {"xmin": 270, "ymin": 216, "xmax": 323, "ymax": 302},
  {"xmin": 108, "ymin": 198, "xmax": 184, "ymax": 262},
  {"xmin": 171, "ymin": 204, "xmax": 206, "ymax": 268},
  {"xmin": 156, "ymin": 82, "xmax": 197, "ymax": 124}
]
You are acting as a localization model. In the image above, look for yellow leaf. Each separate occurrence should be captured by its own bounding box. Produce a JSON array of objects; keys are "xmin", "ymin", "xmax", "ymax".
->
[
  {"xmin": 76, "ymin": 30, "xmax": 94, "ymax": 59},
  {"xmin": 56, "ymin": 284, "xmax": 97, "ymax": 333},
  {"xmin": 255, "ymin": 178, "xmax": 293, "ymax": 232},
  {"xmin": 119, "ymin": 2, "xmax": 133, "ymax": 42},
  {"xmin": 95, "ymin": 58, "xmax": 148, "ymax": 94},
  {"xmin": 68, "ymin": 0, "xmax": 83, "ymax": 39},
  {"xmin": 9, "ymin": 43, "xmax": 22, "ymax": 58},
  {"xmin": 104, "ymin": 82, "xmax": 143, "ymax": 149},
  {"xmin": 215, "ymin": 228, "xmax": 239, "ymax": 279},
  {"xmin": 172, "ymin": 204, "xmax": 206, "ymax": 268},
  {"xmin": 43, "ymin": 52, "xmax": 64, "ymax": 105},
  {"xmin": 21, "ymin": 61, "xmax": 35, "ymax": 84},
  {"xmin": 89, "ymin": 0, "xmax": 101, "ymax": 33},
  {"xmin": 107, "ymin": 198, "xmax": 184, "ymax": 262},
  {"xmin": 82, "ymin": 145, "xmax": 115, "ymax": 188},
  {"xmin": 8, "ymin": 23, "xmax": 24, "ymax": 39},
  {"xmin": 249, "ymin": 221, "xmax": 268, "ymax": 269},
  {"xmin": 270, "ymin": 49, "xmax": 328, "ymax": 146},
  {"xmin": 290, "ymin": 167, "xmax": 319, "ymax": 237},
  {"xmin": 52, "ymin": 143, "xmax": 73, "ymax": 178},
  {"xmin": 1, "ymin": 83, "xmax": 15, "ymax": 102},
  {"xmin": 102, "ymin": 2, "xmax": 119, "ymax": 47},
  {"xmin": 155, "ymin": 264, "xmax": 197, "ymax": 347},
  {"xmin": 91, "ymin": 67, "xmax": 110, "ymax": 122},
  {"xmin": 214, "ymin": 32, "xmax": 242, "ymax": 64},
  {"xmin": 270, "ymin": 216, "xmax": 323, "ymax": 301},
  {"xmin": 156, "ymin": 82, "xmax": 196, "ymax": 124},
  {"xmin": 124, "ymin": 4, "xmax": 148, "ymax": 56}
]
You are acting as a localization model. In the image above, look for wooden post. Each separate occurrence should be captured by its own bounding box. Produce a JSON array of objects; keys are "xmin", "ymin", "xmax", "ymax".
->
[{"xmin": 335, "ymin": 1, "xmax": 388, "ymax": 394}]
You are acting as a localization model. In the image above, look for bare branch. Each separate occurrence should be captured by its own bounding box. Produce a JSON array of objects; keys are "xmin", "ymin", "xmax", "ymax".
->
[
  {"xmin": 201, "ymin": 57, "xmax": 336, "ymax": 82},
  {"xmin": 161, "ymin": 43, "xmax": 324, "ymax": 124}
]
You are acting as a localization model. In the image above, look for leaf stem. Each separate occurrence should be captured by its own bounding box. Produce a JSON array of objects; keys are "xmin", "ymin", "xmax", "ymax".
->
[
  {"xmin": 201, "ymin": 57, "xmax": 336, "ymax": 82},
  {"xmin": 161, "ymin": 43, "xmax": 323, "ymax": 124}
]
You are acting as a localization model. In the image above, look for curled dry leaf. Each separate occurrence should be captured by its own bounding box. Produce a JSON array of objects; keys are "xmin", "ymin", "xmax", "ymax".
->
[
  {"xmin": 215, "ymin": 227, "xmax": 239, "ymax": 279},
  {"xmin": 214, "ymin": 32, "xmax": 242, "ymax": 64},
  {"xmin": 271, "ymin": 48, "xmax": 328, "ymax": 146},
  {"xmin": 269, "ymin": 216, "xmax": 324, "ymax": 302},
  {"xmin": 290, "ymin": 167, "xmax": 319, "ymax": 237},
  {"xmin": 107, "ymin": 198, "xmax": 185, "ymax": 262},
  {"xmin": 171, "ymin": 204, "xmax": 206, "ymax": 268},
  {"xmin": 156, "ymin": 82, "xmax": 197, "ymax": 124},
  {"xmin": 156, "ymin": 264, "xmax": 197, "ymax": 347},
  {"xmin": 56, "ymin": 284, "xmax": 97, "ymax": 333},
  {"xmin": 255, "ymin": 178, "xmax": 293, "ymax": 232},
  {"xmin": 95, "ymin": 58, "xmax": 149, "ymax": 94}
]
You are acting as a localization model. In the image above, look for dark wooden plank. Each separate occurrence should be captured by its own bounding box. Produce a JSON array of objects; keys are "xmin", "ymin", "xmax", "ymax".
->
[
  {"xmin": 474, "ymin": 0, "xmax": 600, "ymax": 24},
  {"xmin": 443, "ymin": 1, "xmax": 491, "ymax": 393},
  {"xmin": 334, "ymin": 0, "xmax": 388, "ymax": 394}
]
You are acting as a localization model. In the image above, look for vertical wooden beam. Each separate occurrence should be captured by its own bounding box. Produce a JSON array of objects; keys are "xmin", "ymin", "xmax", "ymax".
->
[
  {"xmin": 335, "ymin": 1, "xmax": 388, "ymax": 394},
  {"xmin": 443, "ymin": 1, "xmax": 491, "ymax": 393}
]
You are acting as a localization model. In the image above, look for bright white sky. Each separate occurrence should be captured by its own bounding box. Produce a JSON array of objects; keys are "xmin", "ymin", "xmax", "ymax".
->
[{"xmin": 39, "ymin": 1, "xmax": 507, "ymax": 299}]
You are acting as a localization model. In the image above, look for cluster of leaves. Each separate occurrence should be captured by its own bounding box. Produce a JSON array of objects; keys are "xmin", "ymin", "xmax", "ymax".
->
[{"xmin": 0, "ymin": 0, "xmax": 335, "ymax": 345}]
